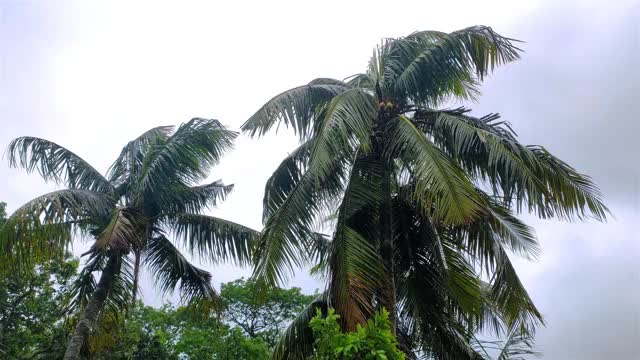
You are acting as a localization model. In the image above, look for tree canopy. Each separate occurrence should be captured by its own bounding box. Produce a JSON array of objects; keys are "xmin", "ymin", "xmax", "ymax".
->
[{"xmin": 221, "ymin": 278, "xmax": 316, "ymax": 347}]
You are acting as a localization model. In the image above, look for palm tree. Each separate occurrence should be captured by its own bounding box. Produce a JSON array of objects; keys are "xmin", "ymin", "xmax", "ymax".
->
[
  {"xmin": 472, "ymin": 329, "xmax": 541, "ymax": 360},
  {"xmin": 1, "ymin": 118, "xmax": 259, "ymax": 359},
  {"xmin": 241, "ymin": 26, "xmax": 608, "ymax": 359}
]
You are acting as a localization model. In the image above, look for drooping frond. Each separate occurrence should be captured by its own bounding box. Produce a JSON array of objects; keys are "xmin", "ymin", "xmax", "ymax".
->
[
  {"xmin": 386, "ymin": 115, "xmax": 482, "ymax": 223},
  {"xmin": 94, "ymin": 208, "xmax": 146, "ymax": 253},
  {"xmin": 0, "ymin": 189, "xmax": 112, "ymax": 265},
  {"xmin": 169, "ymin": 213, "xmax": 258, "ymax": 266},
  {"xmin": 242, "ymin": 79, "xmax": 351, "ymax": 139},
  {"xmin": 263, "ymin": 139, "xmax": 313, "ymax": 222},
  {"xmin": 64, "ymin": 253, "xmax": 101, "ymax": 316},
  {"xmin": 159, "ymin": 180, "xmax": 234, "ymax": 215},
  {"xmin": 344, "ymin": 73, "xmax": 375, "ymax": 91},
  {"xmin": 272, "ymin": 293, "xmax": 328, "ymax": 360},
  {"xmin": 416, "ymin": 108, "xmax": 608, "ymax": 221},
  {"xmin": 472, "ymin": 328, "xmax": 541, "ymax": 360},
  {"xmin": 103, "ymin": 255, "xmax": 135, "ymax": 320},
  {"xmin": 7, "ymin": 189, "xmax": 112, "ymax": 225},
  {"xmin": 136, "ymin": 118, "xmax": 236, "ymax": 200},
  {"xmin": 328, "ymin": 153, "xmax": 384, "ymax": 330},
  {"xmin": 386, "ymin": 26, "xmax": 521, "ymax": 105},
  {"xmin": 437, "ymin": 195, "xmax": 543, "ymax": 334},
  {"xmin": 307, "ymin": 232, "xmax": 332, "ymax": 277},
  {"xmin": 528, "ymin": 146, "xmax": 609, "ymax": 220},
  {"xmin": 252, "ymin": 150, "xmax": 348, "ymax": 287},
  {"xmin": 107, "ymin": 125, "xmax": 174, "ymax": 187},
  {"xmin": 144, "ymin": 235, "xmax": 221, "ymax": 306},
  {"xmin": 8, "ymin": 137, "xmax": 113, "ymax": 193},
  {"xmin": 443, "ymin": 194, "xmax": 540, "ymax": 278},
  {"xmin": 307, "ymin": 89, "xmax": 376, "ymax": 178},
  {"xmin": 489, "ymin": 246, "xmax": 543, "ymax": 334},
  {"xmin": 63, "ymin": 253, "xmax": 133, "ymax": 320},
  {"xmin": 253, "ymin": 172, "xmax": 322, "ymax": 287},
  {"xmin": 398, "ymin": 247, "xmax": 481, "ymax": 360},
  {"xmin": 393, "ymin": 196, "xmax": 486, "ymax": 359},
  {"xmin": 485, "ymin": 200, "xmax": 540, "ymax": 260}
]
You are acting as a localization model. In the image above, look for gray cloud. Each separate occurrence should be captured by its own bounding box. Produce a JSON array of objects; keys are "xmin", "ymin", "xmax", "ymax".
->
[
  {"xmin": 474, "ymin": 2, "xmax": 640, "ymax": 358},
  {"xmin": 474, "ymin": 0, "xmax": 640, "ymax": 205}
]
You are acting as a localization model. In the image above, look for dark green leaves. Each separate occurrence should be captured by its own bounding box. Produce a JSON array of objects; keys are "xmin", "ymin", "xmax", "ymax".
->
[
  {"xmin": 8, "ymin": 137, "xmax": 113, "ymax": 193},
  {"xmin": 418, "ymin": 108, "xmax": 609, "ymax": 221},
  {"xmin": 136, "ymin": 118, "xmax": 236, "ymax": 203},
  {"xmin": 144, "ymin": 235, "xmax": 219, "ymax": 305},
  {"xmin": 386, "ymin": 115, "xmax": 482, "ymax": 223},
  {"xmin": 171, "ymin": 213, "xmax": 258, "ymax": 267},
  {"xmin": 0, "ymin": 190, "xmax": 112, "ymax": 266},
  {"xmin": 107, "ymin": 125, "xmax": 174, "ymax": 188},
  {"xmin": 389, "ymin": 26, "xmax": 521, "ymax": 105},
  {"xmin": 242, "ymin": 79, "xmax": 351, "ymax": 139}
]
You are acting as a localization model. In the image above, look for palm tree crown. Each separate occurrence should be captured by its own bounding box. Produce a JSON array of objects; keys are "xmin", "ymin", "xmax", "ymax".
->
[
  {"xmin": 242, "ymin": 26, "xmax": 608, "ymax": 359},
  {"xmin": 1, "ymin": 118, "xmax": 258, "ymax": 358}
]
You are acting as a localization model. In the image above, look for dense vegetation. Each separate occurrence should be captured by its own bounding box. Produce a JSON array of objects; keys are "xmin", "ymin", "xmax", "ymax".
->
[
  {"xmin": 0, "ymin": 233, "xmax": 311, "ymax": 359},
  {"xmin": 0, "ymin": 25, "xmax": 607, "ymax": 360}
]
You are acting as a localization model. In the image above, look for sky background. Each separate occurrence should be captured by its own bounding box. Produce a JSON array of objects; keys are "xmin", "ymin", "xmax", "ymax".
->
[{"xmin": 1, "ymin": 0, "xmax": 638, "ymax": 358}]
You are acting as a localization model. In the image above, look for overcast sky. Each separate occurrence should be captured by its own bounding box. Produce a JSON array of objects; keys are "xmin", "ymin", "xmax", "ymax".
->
[{"xmin": 0, "ymin": 1, "xmax": 638, "ymax": 358}]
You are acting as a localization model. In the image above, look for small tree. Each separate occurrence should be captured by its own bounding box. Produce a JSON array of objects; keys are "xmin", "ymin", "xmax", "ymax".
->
[
  {"xmin": 221, "ymin": 278, "xmax": 315, "ymax": 347},
  {"xmin": 309, "ymin": 308, "xmax": 405, "ymax": 360}
]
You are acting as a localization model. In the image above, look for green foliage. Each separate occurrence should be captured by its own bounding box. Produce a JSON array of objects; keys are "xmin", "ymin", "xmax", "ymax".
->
[
  {"xmin": 309, "ymin": 308, "xmax": 405, "ymax": 360},
  {"xmin": 244, "ymin": 25, "xmax": 608, "ymax": 359},
  {"xmin": 220, "ymin": 278, "xmax": 316, "ymax": 347},
  {"xmin": 93, "ymin": 302, "xmax": 270, "ymax": 360},
  {"xmin": 0, "ymin": 251, "xmax": 78, "ymax": 359},
  {"xmin": 0, "ymin": 202, "xmax": 6, "ymax": 224},
  {"xmin": 2, "ymin": 119, "xmax": 260, "ymax": 356}
]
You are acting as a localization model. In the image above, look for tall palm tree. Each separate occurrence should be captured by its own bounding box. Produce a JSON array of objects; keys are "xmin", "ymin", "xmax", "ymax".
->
[
  {"xmin": 241, "ymin": 26, "xmax": 608, "ymax": 359},
  {"xmin": 1, "ymin": 118, "xmax": 258, "ymax": 359}
]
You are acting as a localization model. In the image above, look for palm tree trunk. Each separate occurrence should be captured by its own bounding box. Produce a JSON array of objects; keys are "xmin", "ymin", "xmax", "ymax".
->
[
  {"xmin": 63, "ymin": 255, "xmax": 121, "ymax": 360},
  {"xmin": 131, "ymin": 249, "xmax": 141, "ymax": 306},
  {"xmin": 380, "ymin": 165, "xmax": 397, "ymax": 335}
]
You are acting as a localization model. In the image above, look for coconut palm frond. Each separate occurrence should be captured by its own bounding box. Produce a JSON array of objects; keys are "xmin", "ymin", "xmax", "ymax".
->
[
  {"xmin": 252, "ymin": 152, "xmax": 348, "ymax": 288},
  {"xmin": 136, "ymin": 118, "xmax": 236, "ymax": 199},
  {"xmin": 386, "ymin": 115, "xmax": 482, "ymax": 223},
  {"xmin": 328, "ymin": 153, "xmax": 385, "ymax": 329},
  {"xmin": 399, "ymin": 249, "xmax": 482, "ymax": 360},
  {"xmin": 528, "ymin": 145, "xmax": 609, "ymax": 221},
  {"xmin": 8, "ymin": 137, "xmax": 113, "ymax": 193},
  {"xmin": 417, "ymin": 108, "xmax": 609, "ymax": 221},
  {"xmin": 0, "ymin": 189, "xmax": 112, "ymax": 265},
  {"xmin": 490, "ymin": 246, "xmax": 543, "ymax": 334},
  {"xmin": 472, "ymin": 328, "xmax": 541, "ymax": 360},
  {"xmin": 389, "ymin": 26, "xmax": 521, "ymax": 105},
  {"xmin": 94, "ymin": 208, "xmax": 146, "ymax": 253},
  {"xmin": 273, "ymin": 293, "xmax": 328, "ymax": 360},
  {"xmin": 160, "ymin": 180, "xmax": 234, "ymax": 215},
  {"xmin": 144, "ymin": 235, "xmax": 221, "ymax": 306},
  {"xmin": 107, "ymin": 125, "xmax": 174, "ymax": 187},
  {"xmin": 307, "ymin": 89, "xmax": 376, "ymax": 177},
  {"xmin": 169, "ymin": 213, "xmax": 258, "ymax": 267},
  {"xmin": 241, "ymin": 79, "xmax": 351, "ymax": 139},
  {"xmin": 263, "ymin": 139, "xmax": 314, "ymax": 221}
]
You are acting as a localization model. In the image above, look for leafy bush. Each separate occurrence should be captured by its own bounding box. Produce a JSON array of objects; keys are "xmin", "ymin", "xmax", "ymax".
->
[{"xmin": 309, "ymin": 308, "xmax": 405, "ymax": 360}]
